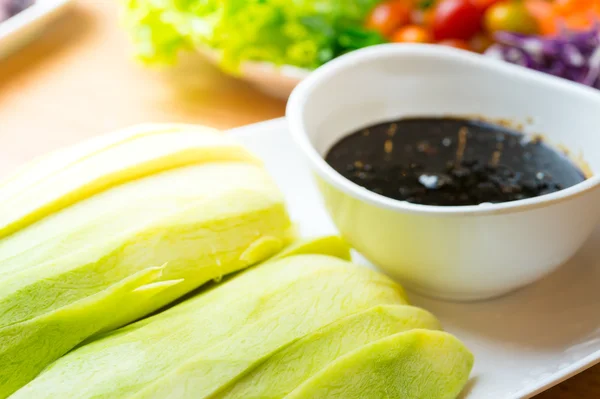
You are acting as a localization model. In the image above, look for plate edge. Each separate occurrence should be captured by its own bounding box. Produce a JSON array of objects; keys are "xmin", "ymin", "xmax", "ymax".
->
[{"xmin": 0, "ymin": 0, "xmax": 74, "ymax": 39}]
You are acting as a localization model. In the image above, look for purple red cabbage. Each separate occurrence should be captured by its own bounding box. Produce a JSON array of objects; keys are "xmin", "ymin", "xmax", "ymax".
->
[{"xmin": 485, "ymin": 27, "xmax": 600, "ymax": 89}]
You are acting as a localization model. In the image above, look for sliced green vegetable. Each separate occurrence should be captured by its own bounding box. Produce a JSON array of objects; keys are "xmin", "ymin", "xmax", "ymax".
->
[
  {"xmin": 0, "ymin": 164, "xmax": 291, "ymax": 330},
  {"xmin": 0, "ymin": 266, "xmax": 173, "ymax": 398},
  {"xmin": 0, "ymin": 127, "xmax": 292, "ymax": 397},
  {"xmin": 214, "ymin": 304, "xmax": 441, "ymax": 399},
  {"xmin": 0, "ymin": 125, "xmax": 259, "ymax": 239},
  {"xmin": 13, "ymin": 255, "xmax": 407, "ymax": 399},
  {"xmin": 286, "ymin": 329, "xmax": 474, "ymax": 399}
]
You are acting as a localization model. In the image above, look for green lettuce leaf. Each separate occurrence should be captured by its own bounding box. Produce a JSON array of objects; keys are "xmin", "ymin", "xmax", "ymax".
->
[{"xmin": 122, "ymin": 0, "xmax": 384, "ymax": 71}]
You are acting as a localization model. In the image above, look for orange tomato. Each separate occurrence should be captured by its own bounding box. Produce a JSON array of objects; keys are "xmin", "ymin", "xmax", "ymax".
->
[
  {"xmin": 366, "ymin": 1, "xmax": 412, "ymax": 37},
  {"xmin": 525, "ymin": 0, "xmax": 557, "ymax": 35},
  {"xmin": 438, "ymin": 38, "xmax": 472, "ymax": 50},
  {"xmin": 563, "ymin": 0, "xmax": 600, "ymax": 31},
  {"xmin": 525, "ymin": 0, "xmax": 554, "ymax": 20},
  {"xmin": 391, "ymin": 25, "xmax": 433, "ymax": 43},
  {"xmin": 562, "ymin": 10, "xmax": 599, "ymax": 31},
  {"xmin": 527, "ymin": 0, "xmax": 600, "ymax": 35},
  {"xmin": 554, "ymin": 0, "xmax": 594, "ymax": 15}
]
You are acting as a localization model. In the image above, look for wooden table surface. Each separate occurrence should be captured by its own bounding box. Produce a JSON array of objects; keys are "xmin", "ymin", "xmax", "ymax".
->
[{"xmin": 0, "ymin": 1, "xmax": 598, "ymax": 397}]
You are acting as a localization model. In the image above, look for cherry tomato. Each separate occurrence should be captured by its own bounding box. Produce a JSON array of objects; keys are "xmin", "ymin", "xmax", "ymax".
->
[
  {"xmin": 557, "ymin": 0, "xmax": 600, "ymax": 31},
  {"xmin": 433, "ymin": 0, "xmax": 484, "ymax": 41},
  {"xmin": 525, "ymin": 0, "xmax": 556, "ymax": 35},
  {"xmin": 484, "ymin": 1, "xmax": 538, "ymax": 34},
  {"xmin": 366, "ymin": 1, "xmax": 412, "ymax": 37},
  {"xmin": 562, "ymin": 11, "xmax": 598, "ymax": 31},
  {"xmin": 438, "ymin": 38, "xmax": 472, "ymax": 50},
  {"xmin": 554, "ymin": 0, "xmax": 593, "ymax": 15},
  {"xmin": 391, "ymin": 25, "xmax": 433, "ymax": 43}
]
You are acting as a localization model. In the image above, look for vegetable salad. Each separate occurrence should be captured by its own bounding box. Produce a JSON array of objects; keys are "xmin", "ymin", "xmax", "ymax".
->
[{"xmin": 123, "ymin": 0, "xmax": 600, "ymax": 88}]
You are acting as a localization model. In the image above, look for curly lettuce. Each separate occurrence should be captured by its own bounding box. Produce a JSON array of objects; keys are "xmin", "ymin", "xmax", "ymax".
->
[{"xmin": 122, "ymin": 0, "xmax": 384, "ymax": 71}]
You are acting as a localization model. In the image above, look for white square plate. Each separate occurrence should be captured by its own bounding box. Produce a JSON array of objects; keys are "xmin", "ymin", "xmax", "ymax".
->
[
  {"xmin": 231, "ymin": 118, "xmax": 600, "ymax": 399},
  {"xmin": 0, "ymin": 0, "xmax": 72, "ymax": 59}
]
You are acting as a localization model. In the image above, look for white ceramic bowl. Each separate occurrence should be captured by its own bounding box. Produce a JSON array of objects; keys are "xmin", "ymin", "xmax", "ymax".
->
[{"xmin": 287, "ymin": 44, "xmax": 600, "ymax": 301}]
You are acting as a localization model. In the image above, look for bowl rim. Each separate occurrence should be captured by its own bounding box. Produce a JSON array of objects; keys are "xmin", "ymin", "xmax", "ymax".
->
[{"xmin": 286, "ymin": 43, "xmax": 600, "ymax": 216}]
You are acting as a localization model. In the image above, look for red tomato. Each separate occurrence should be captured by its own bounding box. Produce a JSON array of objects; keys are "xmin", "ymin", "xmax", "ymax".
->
[
  {"xmin": 438, "ymin": 38, "xmax": 472, "ymax": 50},
  {"xmin": 391, "ymin": 25, "xmax": 433, "ymax": 43},
  {"xmin": 433, "ymin": 0, "xmax": 484, "ymax": 41},
  {"xmin": 366, "ymin": 1, "xmax": 412, "ymax": 37}
]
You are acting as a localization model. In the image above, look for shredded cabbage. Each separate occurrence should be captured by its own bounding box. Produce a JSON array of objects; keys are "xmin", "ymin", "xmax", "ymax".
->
[
  {"xmin": 486, "ymin": 28, "xmax": 600, "ymax": 89},
  {"xmin": 122, "ymin": 0, "xmax": 384, "ymax": 71}
]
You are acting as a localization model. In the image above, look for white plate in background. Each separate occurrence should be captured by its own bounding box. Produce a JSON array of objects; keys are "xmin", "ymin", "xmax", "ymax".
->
[
  {"xmin": 230, "ymin": 118, "xmax": 600, "ymax": 399},
  {"xmin": 201, "ymin": 49, "xmax": 310, "ymax": 99},
  {"xmin": 236, "ymin": 62, "xmax": 309, "ymax": 99},
  {"xmin": 0, "ymin": 0, "xmax": 72, "ymax": 59}
]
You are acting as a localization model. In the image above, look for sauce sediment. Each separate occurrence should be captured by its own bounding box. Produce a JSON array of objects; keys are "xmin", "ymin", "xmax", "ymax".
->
[{"xmin": 325, "ymin": 117, "xmax": 586, "ymax": 206}]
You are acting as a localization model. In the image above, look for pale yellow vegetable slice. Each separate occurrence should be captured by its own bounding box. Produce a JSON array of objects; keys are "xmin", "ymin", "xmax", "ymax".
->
[
  {"xmin": 0, "ymin": 125, "xmax": 260, "ymax": 238},
  {"xmin": 0, "ymin": 164, "xmax": 291, "ymax": 329},
  {"xmin": 13, "ymin": 255, "xmax": 407, "ymax": 399},
  {"xmin": 213, "ymin": 304, "xmax": 441, "ymax": 399},
  {"xmin": 0, "ymin": 163, "xmax": 292, "ymax": 397},
  {"xmin": 286, "ymin": 329, "xmax": 474, "ymax": 399},
  {"xmin": 0, "ymin": 163, "xmax": 277, "ymax": 268}
]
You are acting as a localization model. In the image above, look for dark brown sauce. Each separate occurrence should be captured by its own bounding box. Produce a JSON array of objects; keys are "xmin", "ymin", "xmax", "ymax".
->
[{"xmin": 325, "ymin": 117, "xmax": 586, "ymax": 206}]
